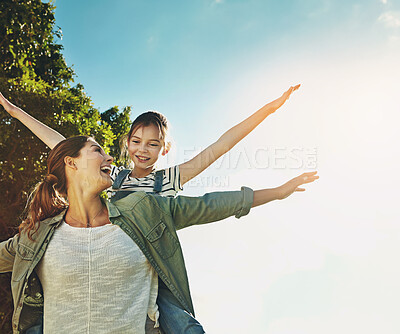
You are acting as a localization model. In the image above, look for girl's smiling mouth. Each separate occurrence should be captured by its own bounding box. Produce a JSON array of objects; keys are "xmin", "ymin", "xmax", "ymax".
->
[{"xmin": 135, "ymin": 155, "xmax": 150, "ymax": 162}]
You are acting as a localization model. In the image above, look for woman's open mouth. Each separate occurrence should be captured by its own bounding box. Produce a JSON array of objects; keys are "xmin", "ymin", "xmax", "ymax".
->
[{"xmin": 100, "ymin": 166, "xmax": 112, "ymax": 176}]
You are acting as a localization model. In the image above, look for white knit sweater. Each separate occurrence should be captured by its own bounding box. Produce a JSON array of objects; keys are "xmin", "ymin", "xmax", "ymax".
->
[{"xmin": 36, "ymin": 221, "xmax": 159, "ymax": 334}]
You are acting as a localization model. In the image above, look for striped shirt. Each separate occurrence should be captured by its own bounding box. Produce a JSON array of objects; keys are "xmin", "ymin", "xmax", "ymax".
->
[{"xmin": 107, "ymin": 165, "xmax": 183, "ymax": 199}]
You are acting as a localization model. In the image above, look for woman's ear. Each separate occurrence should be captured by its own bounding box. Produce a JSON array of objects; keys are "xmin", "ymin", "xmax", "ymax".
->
[
  {"xmin": 64, "ymin": 156, "xmax": 77, "ymax": 170},
  {"xmin": 162, "ymin": 141, "xmax": 172, "ymax": 156}
]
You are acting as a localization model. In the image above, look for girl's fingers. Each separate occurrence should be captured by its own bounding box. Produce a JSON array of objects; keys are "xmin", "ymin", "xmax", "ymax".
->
[
  {"xmin": 304, "ymin": 171, "xmax": 318, "ymax": 176},
  {"xmin": 295, "ymin": 188, "xmax": 306, "ymax": 192},
  {"xmin": 288, "ymin": 84, "xmax": 300, "ymax": 95}
]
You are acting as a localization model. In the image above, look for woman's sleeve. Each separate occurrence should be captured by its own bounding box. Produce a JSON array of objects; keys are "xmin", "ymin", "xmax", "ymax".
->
[
  {"xmin": 168, "ymin": 186, "xmax": 254, "ymax": 230},
  {"xmin": 0, "ymin": 234, "xmax": 19, "ymax": 273}
]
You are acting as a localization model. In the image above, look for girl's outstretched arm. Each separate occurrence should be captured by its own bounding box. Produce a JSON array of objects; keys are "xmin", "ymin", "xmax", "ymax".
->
[
  {"xmin": 179, "ymin": 84, "xmax": 301, "ymax": 185},
  {"xmin": 0, "ymin": 92, "xmax": 66, "ymax": 149}
]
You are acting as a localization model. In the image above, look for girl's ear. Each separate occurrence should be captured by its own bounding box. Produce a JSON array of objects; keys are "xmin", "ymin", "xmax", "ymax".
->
[
  {"xmin": 64, "ymin": 156, "xmax": 77, "ymax": 170},
  {"xmin": 162, "ymin": 141, "xmax": 172, "ymax": 156}
]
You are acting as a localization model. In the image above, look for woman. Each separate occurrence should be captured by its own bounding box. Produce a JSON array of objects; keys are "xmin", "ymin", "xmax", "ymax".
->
[{"xmin": 0, "ymin": 136, "xmax": 318, "ymax": 333}]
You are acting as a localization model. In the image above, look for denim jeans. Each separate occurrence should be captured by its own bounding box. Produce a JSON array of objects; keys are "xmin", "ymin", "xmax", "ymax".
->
[
  {"xmin": 25, "ymin": 315, "xmax": 43, "ymax": 334},
  {"xmin": 157, "ymin": 279, "xmax": 205, "ymax": 334}
]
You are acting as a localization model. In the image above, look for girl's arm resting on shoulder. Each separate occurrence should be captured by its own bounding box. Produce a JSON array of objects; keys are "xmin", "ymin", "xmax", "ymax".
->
[
  {"xmin": 178, "ymin": 84, "xmax": 300, "ymax": 185},
  {"xmin": 0, "ymin": 235, "xmax": 18, "ymax": 273},
  {"xmin": 0, "ymin": 92, "xmax": 65, "ymax": 149}
]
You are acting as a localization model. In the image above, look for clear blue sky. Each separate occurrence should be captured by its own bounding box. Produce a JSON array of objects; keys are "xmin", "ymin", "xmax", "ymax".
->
[{"xmin": 53, "ymin": 1, "xmax": 400, "ymax": 333}]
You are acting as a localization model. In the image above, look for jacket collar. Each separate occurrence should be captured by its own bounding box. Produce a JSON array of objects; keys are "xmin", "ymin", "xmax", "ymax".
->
[
  {"xmin": 104, "ymin": 199, "xmax": 121, "ymax": 218},
  {"xmin": 41, "ymin": 198, "xmax": 121, "ymax": 226},
  {"xmin": 41, "ymin": 209, "xmax": 67, "ymax": 226}
]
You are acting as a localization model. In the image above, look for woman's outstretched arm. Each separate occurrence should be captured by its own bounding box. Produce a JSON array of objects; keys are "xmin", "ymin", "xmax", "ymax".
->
[
  {"xmin": 179, "ymin": 84, "xmax": 301, "ymax": 185},
  {"xmin": 0, "ymin": 92, "xmax": 66, "ymax": 149},
  {"xmin": 252, "ymin": 171, "xmax": 319, "ymax": 207},
  {"xmin": 170, "ymin": 171, "xmax": 318, "ymax": 230}
]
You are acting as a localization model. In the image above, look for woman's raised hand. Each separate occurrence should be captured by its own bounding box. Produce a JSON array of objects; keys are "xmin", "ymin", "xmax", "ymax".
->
[{"xmin": 277, "ymin": 171, "xmax": 319, "ymax": 200}]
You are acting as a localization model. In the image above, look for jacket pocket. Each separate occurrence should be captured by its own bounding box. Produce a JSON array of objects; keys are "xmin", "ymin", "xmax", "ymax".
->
[
  {"xmin": 12, "ymin": 244, "xmax": 35, "ymax": 282},
  {"xmin": 146, "ymin": 221, "xmax": 179, "ymax": 259}
]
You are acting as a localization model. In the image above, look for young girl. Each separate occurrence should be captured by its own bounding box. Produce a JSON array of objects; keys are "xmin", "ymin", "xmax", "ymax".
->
[
  {"xmin": 0, "ymin": 85, "xmax": 299, "ymax": 196},
  {"xmin": 0, "ymin": 136, "xmax": 318, "ymax": 334},
  {"xmin": 1, "ymin": 85, "xmax": 300, "ymax": 333}
]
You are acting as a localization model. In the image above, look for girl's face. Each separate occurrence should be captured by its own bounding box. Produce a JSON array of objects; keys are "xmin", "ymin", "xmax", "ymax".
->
[
  {"xmin": 71, "ymin": 139, "xmax": 114, "ymax": 192},
  {"xmin": 127, "ymin": 124, "xmax": 165, "ymax": 173}
]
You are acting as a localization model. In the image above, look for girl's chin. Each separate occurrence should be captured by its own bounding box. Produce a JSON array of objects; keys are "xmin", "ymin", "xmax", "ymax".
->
[{"xmin": 133, "ymin": 160, "xmax": 155, "ymax": 169}]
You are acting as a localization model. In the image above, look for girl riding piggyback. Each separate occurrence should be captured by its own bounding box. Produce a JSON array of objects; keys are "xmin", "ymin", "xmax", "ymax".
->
[
  {"xmin": 1, "ymin": 84, "xmax": 301, "ymax": 334},
  {"xmin": 108, "ymin": 111, "xmax": 182, "ymax": 201}
]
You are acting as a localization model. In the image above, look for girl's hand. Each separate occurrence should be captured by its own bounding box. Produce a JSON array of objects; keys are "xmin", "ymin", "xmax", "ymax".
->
[
  {"xmin": 277, "ymin": 171, "xmax": 319, "ymax": 200},
  {"xmin": 269, "ymin": 84, "xmax": 301, "ymax": 112},
  {"xmin": 0, "ymin": 91, "xmax": 18, "ymax": 117}
]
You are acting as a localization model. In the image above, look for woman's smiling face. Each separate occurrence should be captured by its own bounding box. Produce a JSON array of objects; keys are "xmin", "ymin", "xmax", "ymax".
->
[{"xmin": 71, "ymin": 139, "xmax": 114, "ymax": 192}]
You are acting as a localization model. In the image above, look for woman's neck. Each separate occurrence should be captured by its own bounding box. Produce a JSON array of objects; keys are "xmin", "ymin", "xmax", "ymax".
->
[{"xmin": 65, "ymin": 188, "xmax": 109, "ymax": 228}]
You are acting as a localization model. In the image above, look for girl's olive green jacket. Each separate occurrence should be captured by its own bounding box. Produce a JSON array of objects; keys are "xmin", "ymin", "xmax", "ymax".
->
[{"xmin": 0, "ymin": 187, "xmax": 253, "ymax": 334}]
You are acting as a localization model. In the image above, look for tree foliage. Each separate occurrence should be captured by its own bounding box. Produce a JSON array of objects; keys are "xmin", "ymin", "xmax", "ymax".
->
[
  {"xmin": 0, "ymin": 0, "xmax": 73, "ymax": 86},
  {"xmin": 0, "ymin": 1, "xmax": 131, "ymax": 332},
  {"xmin": 101, "ymin": 105, "xmax": 132, "ymax": 166}
]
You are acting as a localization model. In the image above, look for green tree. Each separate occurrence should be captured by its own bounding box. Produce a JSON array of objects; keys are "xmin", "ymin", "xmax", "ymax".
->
[
  {"xmin": 0, "ymin": 0, "xmax": 73, "ymax": 86},
  {"xmin": 101, "ymin": 105, "xmax": 132, "ymax": 166},
  {"xmin": 0, "ymin": 1, "xmax": 131, "ymax": 332}
]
